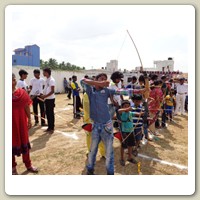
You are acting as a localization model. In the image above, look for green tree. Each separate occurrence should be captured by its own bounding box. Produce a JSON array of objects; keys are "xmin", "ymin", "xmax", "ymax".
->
[
  {"xmin": 40, "ymin": 58, "xmax": 85, "ymax": 71},
  {"xmin": 48, "ymin": 58, "xmax": 58, "ymax": 70}
]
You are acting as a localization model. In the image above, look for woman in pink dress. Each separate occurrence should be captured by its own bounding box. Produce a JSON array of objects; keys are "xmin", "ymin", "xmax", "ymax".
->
[
  {"xmin": 148, "ymin": 80, "xmax": 163, "ymax": 135},
  {"xmin": 12, "ymin": 73, "xmax": 38, "ymax": 175}
]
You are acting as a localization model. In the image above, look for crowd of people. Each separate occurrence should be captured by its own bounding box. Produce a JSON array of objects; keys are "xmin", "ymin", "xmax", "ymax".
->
[{"xmin": 12, "ymin": 68, "xmax": 188, "ymax": 175}]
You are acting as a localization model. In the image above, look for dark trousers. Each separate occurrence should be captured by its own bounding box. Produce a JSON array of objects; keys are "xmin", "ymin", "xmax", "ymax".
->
[
  {"xmin": 67, "ymin": 88, "xmax": 72, "ymax": 99},
  {"xmin": 161, "ymin": 104, "xmax": 166, "ymax": 127},
  {"xmin": 64, "ymin": 86, "xmax": 68, "ymax": 93},
  {"xmin": 73, "ymin": 95, "xmax": 82, "ymax": 118},
  {"xmin": 32, "ymin": 96, "xmax": 45, "ymax": 124},
  {"xmin": 45, "ymin": 99, "xmax": 55, "ymax": 130},
  {"xmin": 155, "ymin": 118, "xmax": 160, "ymax": 128}
]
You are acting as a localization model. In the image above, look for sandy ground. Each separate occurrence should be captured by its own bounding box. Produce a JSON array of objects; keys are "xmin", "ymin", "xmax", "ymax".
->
[{"xmin": 15, "ymin": 94, "xmax": 188, "ymax": 175}]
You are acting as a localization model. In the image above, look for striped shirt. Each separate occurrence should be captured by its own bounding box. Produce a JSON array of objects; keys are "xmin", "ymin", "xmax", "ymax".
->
[{"xmin": 131, "ymin": 104, "xmax": 144, "ymax": 129}]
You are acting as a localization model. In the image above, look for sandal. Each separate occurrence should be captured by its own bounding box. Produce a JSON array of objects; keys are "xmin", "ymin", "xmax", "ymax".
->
[
  {"xmin": 27, "ymin": 166, "xmax": 39, "ymax": 173},
  {"xmin": 127, "ymin": 158, "xmax": 138, "ymax": 164},
  {"xmin": 119, "ymin": 159, "xmax": 125, "ymax": 166}
]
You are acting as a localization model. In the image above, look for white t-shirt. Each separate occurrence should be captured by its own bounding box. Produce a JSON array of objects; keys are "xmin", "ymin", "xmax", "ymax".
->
[
  {"xmin": 17, "ymin": 80, "xmax": 28, "ymax": 90},
  {"xmin": 175, "ymin": 83, "xmax": 188, "ymax": 94},
  {"xmin": 43, "ymin": 76, "xmax": 56, "ymax": 99},
  {"xmin": 108, "ymin": 81, "xmax": 122, "ymax": 105},
  {"xmin": 29, "ymin": 78, "xmax": 45, "ymax": 96}
]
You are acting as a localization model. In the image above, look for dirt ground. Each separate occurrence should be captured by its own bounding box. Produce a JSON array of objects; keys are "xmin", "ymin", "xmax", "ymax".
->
[{"xmin": 15, "ymin": 94, "xmax": 188, "ymax": 175}]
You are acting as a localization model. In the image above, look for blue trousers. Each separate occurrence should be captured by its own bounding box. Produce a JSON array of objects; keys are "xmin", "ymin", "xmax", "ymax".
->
[{"xmin": 87, "ymin": 121, "xmax": 114, "ymax": 175}]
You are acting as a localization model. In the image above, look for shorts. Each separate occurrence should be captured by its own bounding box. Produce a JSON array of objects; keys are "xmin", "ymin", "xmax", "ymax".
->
[
  {"xmin": 134, "ymin": 128, "xmax": 143, "ymax": 141},
  {"xmin": 121, "ymin": 132, "xmax": 135, "ymax": 149},
  {"xmin": 165, "ymin": 105, "xmax": 173, "ymax": 114}
]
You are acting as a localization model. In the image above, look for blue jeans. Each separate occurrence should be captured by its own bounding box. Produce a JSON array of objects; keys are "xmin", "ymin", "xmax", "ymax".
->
[{"xmin": 87, "ymin": 121, "xmax": 114, "ymax": 175}]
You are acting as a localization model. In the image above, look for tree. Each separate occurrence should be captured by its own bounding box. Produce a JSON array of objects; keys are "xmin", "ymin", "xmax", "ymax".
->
[
  {"xmin": 48, "ymin": 58, "xmax": 58, "ymax": 70},
  {"xmin": 40, "ymin": 58, "xmax": 85, "ymax": 71}
]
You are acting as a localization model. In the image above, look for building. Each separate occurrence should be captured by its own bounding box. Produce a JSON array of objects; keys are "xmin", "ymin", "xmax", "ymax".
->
[
  {"xmin": 153, "ymin": 57, "xmax": 174, "ymax": 72},
  {"xmin": 12, "ymin": 44, "xmax": 40, "ymax": 67},
  {"xmin": 135, "ymin": 57, "xmax": 174, "ymax": 72},
  {"xmin": 105, "ymin": 60, "xmax": 118, "ymax": 72}
]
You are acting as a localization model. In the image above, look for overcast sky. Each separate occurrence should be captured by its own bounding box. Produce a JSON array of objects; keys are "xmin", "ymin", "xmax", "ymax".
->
[{"xmin": 10, "ymin": 5, "xmax": 194, "ymax": 72}]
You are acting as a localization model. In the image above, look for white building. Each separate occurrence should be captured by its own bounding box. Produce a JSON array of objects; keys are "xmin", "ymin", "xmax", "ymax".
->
[
  {"xmin": 135, "ymin": 58, "xmax": 174, "ymax": 72},
  {"xmin": 105, "ymin": 60, "xmax": 118, "ymax": 72}
]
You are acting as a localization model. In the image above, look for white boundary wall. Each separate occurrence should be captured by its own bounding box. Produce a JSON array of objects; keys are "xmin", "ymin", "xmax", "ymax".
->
[{"xmin": 12, "ymin": 66, "xmax": 87, "ymax": 93}]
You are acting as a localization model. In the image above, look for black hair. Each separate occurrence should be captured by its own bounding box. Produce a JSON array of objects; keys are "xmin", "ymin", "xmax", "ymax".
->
[
  {"xmin": 33, "ymin": 69, "xmax": 40, "ymax": 74},
  {"xmin": 132, "ymin": 76, "xmax": 137, "ymax": 81},
  {"xmin": 110, "ymin": 71, "xmax": 123, "ymax": 82},
  {"xmin": 151, "ymin": 74, "xmax": 158, "ymax": 81},
  {"xmin": 43, "ymin": 67, "xmax": 51, "ymax": 75},
  {"xmin": 161, "ymin": 75, "xmax": 166, "ymax": 80},
  {"xmin": 121, "ymin": 100, "xmax": 131, "ymax": 107},
  {"xmin": 84, "ymin": 75, "xmax": 89, "ymax": 79},
  {"xmin": 72, "ymin": 75, "xmax": 77, "ymax": 79},
  {"xmin": 19, "ymin": 69, "xmax": 28, "ymax": 77},
  {"xmin": 95, "ymin": 73, "xmax": 107, "ymax": 80},
  {"xmin": 131, "ymin": 94, "xmax": 142, "ymax": 101},
  {"xmin": 154, "ymin": 80, "xmax": 160, "ymax": 86},
  {"xmin": 138, "ymin": 75, "xmax": 145, "ymax": 83}
]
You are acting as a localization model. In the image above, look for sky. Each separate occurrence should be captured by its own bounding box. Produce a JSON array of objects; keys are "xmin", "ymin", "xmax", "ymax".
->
[{"xmin": 9, "ymin": 5, "xmax": 195, "ymax": 72}]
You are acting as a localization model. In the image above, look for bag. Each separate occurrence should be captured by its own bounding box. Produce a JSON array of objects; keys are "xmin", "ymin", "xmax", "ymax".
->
[{"xmin": 82, "ymin": 123, "xmax": 92, "ymax": 132}]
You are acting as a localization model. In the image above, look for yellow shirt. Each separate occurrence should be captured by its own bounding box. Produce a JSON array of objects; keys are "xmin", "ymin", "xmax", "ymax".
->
[
  {"xmin": 71, "ymin": 82, "xmax": 76, "ymax": 90},
  {"xmin": 165, "ymin": 95, "xmax": 174, "ymax": 106}
]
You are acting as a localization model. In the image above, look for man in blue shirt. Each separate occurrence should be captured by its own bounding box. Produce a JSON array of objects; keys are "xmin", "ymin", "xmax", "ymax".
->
[
  {"xmin": 126, "ymin": 76, "xmax": 137, "ymax": 89},
  {"xmin": 81, "ymin": 73, "xmax": 146, "ymax": 175},
  {"xmin": 63, "ymin": 77, "xmax": 68, "ymax": 94}
]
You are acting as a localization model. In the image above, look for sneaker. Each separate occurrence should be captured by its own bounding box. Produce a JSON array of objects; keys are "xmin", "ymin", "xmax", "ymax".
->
[
  {"xmin": 148, "ymin": 133, "xmax": 154, "ymax": 140},
  {"xmin": 141, "ymin": 137, "xmax": 148, "ymax": 145},
  {"xmin": 119, "ymin": 159, "xmax": 125, "ymax": 166}
]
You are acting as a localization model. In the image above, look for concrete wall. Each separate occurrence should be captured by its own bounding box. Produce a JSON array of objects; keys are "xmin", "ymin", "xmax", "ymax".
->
[{"xmin": 12, "ymin": 66, "xmax": 86, "ymax": 93}]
